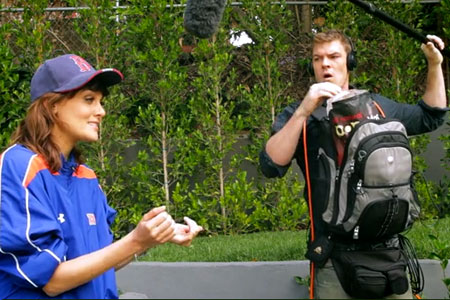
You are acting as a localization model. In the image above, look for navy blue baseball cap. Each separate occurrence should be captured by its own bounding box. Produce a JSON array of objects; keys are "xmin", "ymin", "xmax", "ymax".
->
[{"xmin": 30, "ymin": 54, "xmax": 123, "ymax": 102}]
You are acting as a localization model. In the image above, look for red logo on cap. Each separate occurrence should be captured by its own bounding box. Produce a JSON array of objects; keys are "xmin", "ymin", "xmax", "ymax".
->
[{"xmin": 70, "ymin": 55, "xmax": 92, "ymax": 72}]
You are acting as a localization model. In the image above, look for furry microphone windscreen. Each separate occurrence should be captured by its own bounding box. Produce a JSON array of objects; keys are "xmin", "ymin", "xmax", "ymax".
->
[{"xmin": 184, "ymin": 0, "xmax": 227, "ymax": 39}]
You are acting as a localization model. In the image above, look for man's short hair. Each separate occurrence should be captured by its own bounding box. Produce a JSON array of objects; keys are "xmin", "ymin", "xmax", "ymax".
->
[{"xmin": 313, "ymin": 29, "xmax": 353, "ymax": 55}]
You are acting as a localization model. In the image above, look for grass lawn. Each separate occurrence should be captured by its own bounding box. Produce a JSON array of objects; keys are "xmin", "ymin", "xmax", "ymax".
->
[{"xmin": 140, "ymin": 217, "xmax": 450, "ymax": 262}]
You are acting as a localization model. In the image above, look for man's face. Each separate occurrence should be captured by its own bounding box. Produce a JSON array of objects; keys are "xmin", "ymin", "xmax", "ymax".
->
[{"xmin": 312, "ymin": 40, "xmax": 350, "ymax": 90}]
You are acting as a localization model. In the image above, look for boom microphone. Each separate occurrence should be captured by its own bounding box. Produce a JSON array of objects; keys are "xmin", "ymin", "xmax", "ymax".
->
[
  {"xmin": 184, "ymin": 0, "xmax": 227, "ymax": 39},
  {"xmin": 348, "ymin": 0, "xmax": 450, "ymax": 58}
]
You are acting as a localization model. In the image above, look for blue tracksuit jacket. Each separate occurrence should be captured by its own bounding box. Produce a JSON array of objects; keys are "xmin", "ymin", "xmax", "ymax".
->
[{"xmin": 0, "ymin": 144, "xmax": 118, "ymax": 299}]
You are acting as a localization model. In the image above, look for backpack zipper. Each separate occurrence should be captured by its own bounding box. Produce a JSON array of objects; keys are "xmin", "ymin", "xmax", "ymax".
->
[
  {"xmin": 330, "ymin": 167, "xmax": 341, "ymax": 225},
  {"xmin": 353, "ymin": 225, "xmax": 360, "ymax": 239}
]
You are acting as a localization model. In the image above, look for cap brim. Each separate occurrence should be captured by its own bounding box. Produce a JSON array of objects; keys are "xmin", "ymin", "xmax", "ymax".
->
[{"xmin": 56, "ymin": 68, "xmax": 123, "ymax": 94}]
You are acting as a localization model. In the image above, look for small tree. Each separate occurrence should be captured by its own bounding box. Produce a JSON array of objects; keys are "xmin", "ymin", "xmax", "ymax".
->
[
  {"xmin": 189, "ymin": 34, "xmax": 244, "ymax": 233},
  {"xmin": 121, "ymin": 0, "xmax": 195, "ymax": 224}
]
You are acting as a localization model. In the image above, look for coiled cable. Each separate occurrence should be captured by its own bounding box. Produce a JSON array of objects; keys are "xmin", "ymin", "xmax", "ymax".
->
[{"xmin": 399, "ymin": 234, "xmax": 424, "ymax": 295}]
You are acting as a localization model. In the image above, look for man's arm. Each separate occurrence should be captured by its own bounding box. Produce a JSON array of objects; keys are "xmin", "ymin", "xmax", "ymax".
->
[
  {"xmin": 265, "ymin": 82, "xmax": 342, "ymax": 166},
  {"xmin": 265, "ymin": 107, "xmax": 306, "ymax": 166},
  {"xmin": 422, "ymin": 35, "xmax": 447, "ymax": 109}
]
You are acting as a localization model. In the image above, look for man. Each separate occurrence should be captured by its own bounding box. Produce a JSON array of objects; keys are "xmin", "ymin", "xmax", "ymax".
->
[{"xmin": 259, "ymin": 29, "xmax": 448, "ymax": 298}]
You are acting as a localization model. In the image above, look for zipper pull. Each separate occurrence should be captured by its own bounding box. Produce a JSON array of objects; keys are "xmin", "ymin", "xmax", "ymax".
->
[
  {"xmin": 353, "ymin": 225, "xmax": 360, "ymax": 240},
  {"xmin": 347, "ymin": 160, "xmax": 355, "ymax": 177},
  {"xmin": 356, "ymin": 179, "xmax": 363, "ymax": 194}
]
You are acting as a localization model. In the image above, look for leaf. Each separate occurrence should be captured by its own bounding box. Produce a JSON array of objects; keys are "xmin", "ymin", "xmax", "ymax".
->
[{"xmin": 294, "ymin": 275, "xmax": 309, "ymax": 287}]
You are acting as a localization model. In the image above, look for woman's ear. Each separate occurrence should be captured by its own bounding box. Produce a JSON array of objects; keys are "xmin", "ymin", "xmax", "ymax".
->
[{"xmin": 52, "ymin": 103, "xmax": 58, "ymax": 114}]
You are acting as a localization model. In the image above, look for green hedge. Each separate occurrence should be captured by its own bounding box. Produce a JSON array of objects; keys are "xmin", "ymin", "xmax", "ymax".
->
[{"xmin": 0, "ymin": 0, "xmax": 448, "ymax": 238}]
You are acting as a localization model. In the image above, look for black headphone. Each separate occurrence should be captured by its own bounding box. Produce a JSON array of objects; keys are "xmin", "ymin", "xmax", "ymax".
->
[{"xmin": 308, "ymin": 35, "xmax": 357, "ymax": 76}]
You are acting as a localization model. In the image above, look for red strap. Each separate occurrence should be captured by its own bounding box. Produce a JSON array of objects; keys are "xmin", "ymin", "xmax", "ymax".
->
[
  {"xmin": 303, "ymin": 120, "xmax": 315, "ymax": 299},
  {"xmin": 373, "ymin": 101, "xmax": 386, "ymax": 118}
]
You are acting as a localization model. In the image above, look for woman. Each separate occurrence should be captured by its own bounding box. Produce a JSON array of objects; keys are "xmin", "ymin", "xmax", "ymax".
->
[{"xmin": 0, "ymin": 54, "xmax": 203, "ymax": 299}]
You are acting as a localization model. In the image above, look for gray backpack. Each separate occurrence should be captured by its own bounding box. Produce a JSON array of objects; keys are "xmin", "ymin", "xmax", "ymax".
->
[{"xmin": 321, "ymin": 118, "xmax": 421, "ymax": 240}]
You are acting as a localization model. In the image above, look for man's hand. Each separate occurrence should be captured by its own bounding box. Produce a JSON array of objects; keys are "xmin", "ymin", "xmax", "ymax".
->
[
  {"xmin": 421, "ymin": 35, "xmax": 445, "ymax": 66},
  {"xmin": 297, "ymin": 82, "xmax": 342, "ymax": 118}
]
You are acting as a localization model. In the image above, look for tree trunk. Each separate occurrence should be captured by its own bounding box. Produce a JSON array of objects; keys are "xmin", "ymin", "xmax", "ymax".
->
[
  {"xmin": 265, "ymin": 47, "xmax": 274, "ymax": 123},
  {"xmin": 162, "ymin": 111, "xmax": 170, "ymax": 209},
  {"xmin": 215, "ymin": 83, "xmax": 226, "ymax": 232},
  {"xmin": 301, "ymin": 4, "xmax": 311, "ymax": 33}
]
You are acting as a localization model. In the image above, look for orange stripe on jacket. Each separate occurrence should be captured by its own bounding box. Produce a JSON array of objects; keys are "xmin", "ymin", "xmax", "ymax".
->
[
  {"xmin": 73, "ymin": 165, "xmax": 96, "ymax": 179},
  {"xmin": 24, "ymin": 156, "xmax": 50, "ymax": 187}
]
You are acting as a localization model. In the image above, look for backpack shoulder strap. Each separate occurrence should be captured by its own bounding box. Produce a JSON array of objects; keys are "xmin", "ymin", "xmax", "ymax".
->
[{"xmin": 311, "ymin": 105, "xmax": 327, "ymax": 121}]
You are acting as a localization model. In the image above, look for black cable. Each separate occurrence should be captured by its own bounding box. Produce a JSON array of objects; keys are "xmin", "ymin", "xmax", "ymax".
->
[
  {"xmin": 417, "ymin": 170, "xmax": 443, "ymax": 218},
  {"xmin": 399, "ymin": 234, "xmax": 424, "ymax": 294}
]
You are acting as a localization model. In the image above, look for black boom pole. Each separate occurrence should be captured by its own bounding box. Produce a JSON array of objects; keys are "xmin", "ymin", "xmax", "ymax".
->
[{"xmin": 348, "ymin": 0, "xmax": 450, "ymax": 58}]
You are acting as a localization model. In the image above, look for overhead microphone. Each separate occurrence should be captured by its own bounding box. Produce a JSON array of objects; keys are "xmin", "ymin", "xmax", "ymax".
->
[
  {"xmin": 183, "ymin": 0, "xmax": 227, "ymax": 39},
  {"xmin": 348, "ymin": 0, "xmax": 450, "ymax": 58}
]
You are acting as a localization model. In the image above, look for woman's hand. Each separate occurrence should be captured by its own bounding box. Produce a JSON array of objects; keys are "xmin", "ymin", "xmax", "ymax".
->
[
  {"xmin": 131, "ymin": 206, "xmax": 176, "ymax": 252},
  {"xmin": 170, "ymin": 217, "xmax": 203, "ymax": 247}
]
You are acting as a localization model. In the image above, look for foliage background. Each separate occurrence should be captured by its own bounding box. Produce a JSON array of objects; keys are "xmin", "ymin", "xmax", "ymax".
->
[{"xmin": 0, "ymin": 0, "xmax": 448, "ymax": 238}]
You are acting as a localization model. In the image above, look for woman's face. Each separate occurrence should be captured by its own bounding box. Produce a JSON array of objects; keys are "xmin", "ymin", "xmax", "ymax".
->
[{"xmin": 52, "ymin": 89, "xmax": 105, "ymax": 155}]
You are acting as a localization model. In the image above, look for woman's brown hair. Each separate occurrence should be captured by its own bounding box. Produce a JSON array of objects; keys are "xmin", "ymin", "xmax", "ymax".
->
[{"xmin": 10, "ymin": 80, "xmax": 108, "ymax": 172}]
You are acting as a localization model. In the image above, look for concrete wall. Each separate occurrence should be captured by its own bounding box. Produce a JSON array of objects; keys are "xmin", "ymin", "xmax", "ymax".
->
[
  {"xmin": 117, "ymin": 259, "xmax": 450, "ymax": 299},
  {"xmin": 123, "ymin": 121, "xmax": 449, "ymax": 186}
]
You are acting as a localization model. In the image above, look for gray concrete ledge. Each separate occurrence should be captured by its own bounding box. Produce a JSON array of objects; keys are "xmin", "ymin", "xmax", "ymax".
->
[{"xmin": 117, "ymin": 260, "xmax": 450, "ymax": 299}]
